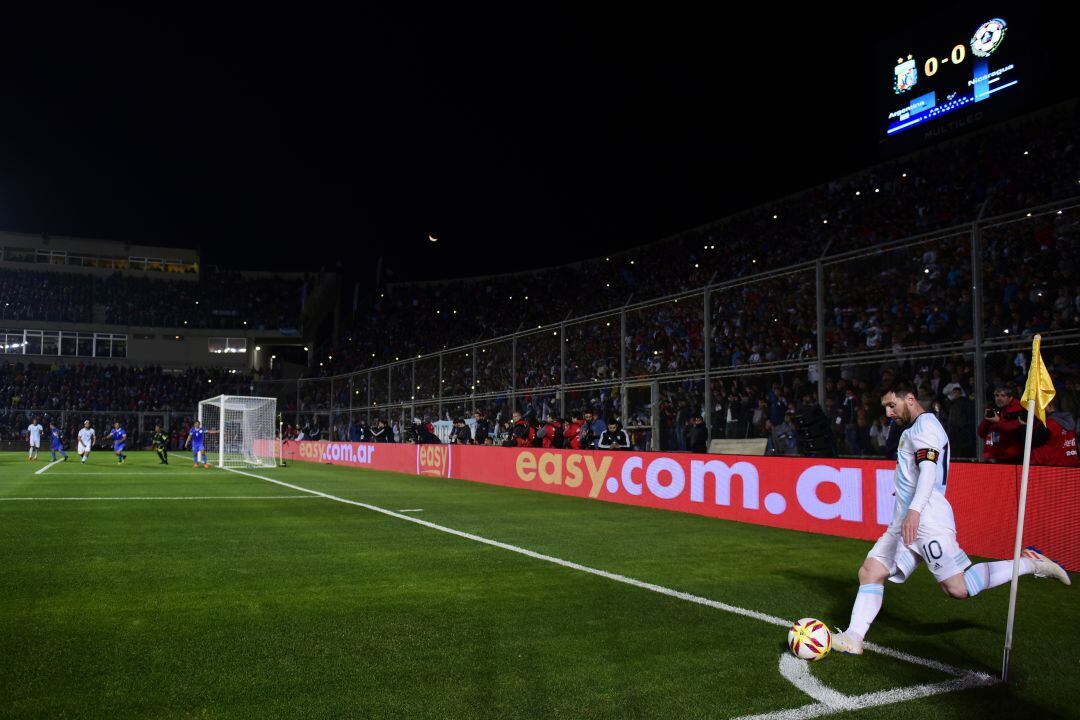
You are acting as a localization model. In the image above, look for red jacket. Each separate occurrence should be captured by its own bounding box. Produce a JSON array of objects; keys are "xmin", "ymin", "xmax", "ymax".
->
[
  {"xmin": 1031, "ymin": 416, "xmax": 1079, "ymax": 467},
  {"xmin": 541, "ymin": 420, "xmax": 564, "ymax": 448},
  {"xmin": 977, "ymin": 399, "xmax": 1026, "ymax": 463},
  {"xmin": 509, "ymin": 419, "xmax": 536, "ymax": 447},
  {"xmin": 563, "ymin": 421, "xmax": 583, "ymax": 449}
]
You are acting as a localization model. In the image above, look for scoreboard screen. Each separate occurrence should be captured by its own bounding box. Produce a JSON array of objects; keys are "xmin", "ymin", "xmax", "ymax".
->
[{"xmin": 879, "ymin": 10, "xmax": 1028, "ymax": 142}]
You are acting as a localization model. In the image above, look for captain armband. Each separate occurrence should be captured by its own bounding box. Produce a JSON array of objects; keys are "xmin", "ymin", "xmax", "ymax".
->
[{"xmin": 915, "ymin": 448, "xmax": 940, "ymax": 464}]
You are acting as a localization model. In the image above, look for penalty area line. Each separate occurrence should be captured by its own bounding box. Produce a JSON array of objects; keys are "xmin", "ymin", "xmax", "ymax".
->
[{"xmin": 221, "ymin": 467, "xmax": 991, "ymax": 686}]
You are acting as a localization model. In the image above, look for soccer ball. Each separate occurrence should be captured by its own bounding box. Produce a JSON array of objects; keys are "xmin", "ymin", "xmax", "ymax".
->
[{"xmin": 788, "ymin": 618, "xmax": 831, "ymax": 661}]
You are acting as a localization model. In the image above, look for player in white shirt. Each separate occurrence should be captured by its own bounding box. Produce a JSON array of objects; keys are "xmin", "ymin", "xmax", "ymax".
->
[
  {"xmin": 77, "ymin": 420, "xmax": 96, "ymax": 464},
  {"xmin": 833, "ymin": 379, "xmax": 1071, "ymax": 655},
  {"xmin": 26, "ymin": 417, "xmax": 44, "ymax": 461}
]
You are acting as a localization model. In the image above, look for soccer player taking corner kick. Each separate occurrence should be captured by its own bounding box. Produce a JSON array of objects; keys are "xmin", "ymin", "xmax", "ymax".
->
[{"xmin": 832, "ymin": 379, "xmax": 1071, "ymax": 655}]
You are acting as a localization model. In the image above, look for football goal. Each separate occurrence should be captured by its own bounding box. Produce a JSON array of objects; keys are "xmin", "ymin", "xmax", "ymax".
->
[{"xmin": 198, "ymin": 395, "xmax": 279, "ymax": 468}]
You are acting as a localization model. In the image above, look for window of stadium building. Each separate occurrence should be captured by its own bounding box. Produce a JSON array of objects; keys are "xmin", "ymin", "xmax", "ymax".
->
[
  {"xmin": 208, "ymin": 337, "xmax": 248, "ymax": 354},
  {"xmin": 0, "ymin": 329, "xmax": 127, "ymax": 358}
]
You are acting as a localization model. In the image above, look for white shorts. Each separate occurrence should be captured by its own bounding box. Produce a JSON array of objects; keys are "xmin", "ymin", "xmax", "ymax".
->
[
  {"xmin": 29, "ymin": 440, "xmax": 40, "ymax": 449},
  {"xmin": 868, "ymin": 494, "xmax": 971, "ymax": 584},
  {"xmin": 78, "ymin": 442, "xmax": 92, "ymax": 454}
]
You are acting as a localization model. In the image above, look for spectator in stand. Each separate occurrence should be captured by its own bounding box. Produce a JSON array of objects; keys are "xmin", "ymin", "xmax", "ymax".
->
[
  {"xmin": 597, "ymin": 419, "xmax": 630, "ymax": 451},
  {"xmin": 943, "ymin": 384, "xmax": 976, "ymax": 458},
  {"xmin": 977, "ymin": 384, "xmax": 1026, "ymax": 463},
  {"xmin": 564, "ymin": 411, "xmax": 584, "ymax": 450},
  {"xmin": 723, "ymin": 391, "xmax": 747, "ymax": 439},
  {"xmin": 687, "ymin": 414, "xmax": 710, "ymax": 454},
  {"xmin": 841, "ymin": 387, "xmax": 860, "ymax": 454},
  {"xmin": 1024, "ymin": 400, "xmax": 1079, "ymax": 467},
  {"xmin": 471, "ymin": 410, "xmax": 490, "ymax": 445},
  {"xmin": 538, "ymin": 411, "xmax": 564, "ymax": 449},
  {"xmin": 503, "ymin": 411, "xmax": 535, "ymax": 447},
  {"xmin": 770, "ymin": 409, "xmax": 797, "ymax": 456},
  {"xmin": 371, "ymin": 418, "xmax": 394, "ymax": 442},
  {"xmin": 450, "ymin": 417, "xmax": 472, "ymax": 445}
]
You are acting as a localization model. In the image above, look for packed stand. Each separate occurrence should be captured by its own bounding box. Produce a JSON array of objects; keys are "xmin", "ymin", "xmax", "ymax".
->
[
  {"xmin": 0, "ymin": 268, "xmax": 304, "ymax": 330},
  {"xmin": 0, "ymin": 269, "xmax": 94, "ymax": 323},
  {"xmin": 326, "ymin": 103, "xmax": 1079, "ymax": 375}
]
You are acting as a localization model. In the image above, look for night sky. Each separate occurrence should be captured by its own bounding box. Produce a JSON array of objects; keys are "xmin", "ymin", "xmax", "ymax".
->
[{"xmin": 0, "ymin": 4, "xmax": 1071, "ymax": 283}]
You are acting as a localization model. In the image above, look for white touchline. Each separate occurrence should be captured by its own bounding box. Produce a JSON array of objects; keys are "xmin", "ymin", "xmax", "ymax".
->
[
  {"xmin": 34, "ymin": 459, "xmax": 64, "ymax": 475},
  {"xmin": 222, "ymin": 466, "xmax": 996, "ymax": 697},
  {"xmin": 38, "ymin": 472, "xmax": 210, "ymax": 476},
  {"xmin": 398, "ymin": 509, "xmax": 424, "ymax": 513},
  {"xmin": 0, "ymin": 495, "xmax": 319, "ymax": 502}
]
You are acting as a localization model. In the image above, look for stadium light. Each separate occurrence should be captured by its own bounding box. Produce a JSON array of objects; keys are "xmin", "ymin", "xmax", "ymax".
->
[
  {"xmin": 1023, "ymin": 151, "xmax": 1028, "ymax": 155},
  {"xmin": 875, "ymin": 188, "xmax": 880, "ymax": 193},
  {"xmin": 255, "ymin": 346, "xmax": 261, "ymax": 351},
  {"xmin": 304, "ymin": 346, "xmax": 309, "ymax": 351},
  {"xmin": 629, "ymin": 260, "xmax": 635, "ymax": 265},
  {"xmin": 772, "ymin": 214, "xmax": 777, "ymax": 219},
  {"xmin": 694, "ymin": 264, "xmax": 699, "ymax": 268},
  {"xmin": 855, "ymin": 191, "xmax": 860, "ymax": 196},
  {"xmin": 243, "ymin": 321, "xmax": 247, "ymax": 325},
  {"xmin": 902, "ymin": 173, "xmax": 907, "ymax": 178}
]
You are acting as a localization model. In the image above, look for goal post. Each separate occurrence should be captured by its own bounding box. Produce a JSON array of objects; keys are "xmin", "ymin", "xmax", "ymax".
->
[{"xmin": 198, "ymin": 395, "xmax": 279, "ymax": 469}]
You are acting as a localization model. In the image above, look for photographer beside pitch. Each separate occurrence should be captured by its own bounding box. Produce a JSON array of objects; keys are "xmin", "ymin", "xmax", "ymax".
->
[
  {"xmin": 832, "ymin": 379, "xmax": 1071, "ymax": 655},
  {"xmin": 976, "ymin": 384, "xmax": 1026, "ymax": 463}
]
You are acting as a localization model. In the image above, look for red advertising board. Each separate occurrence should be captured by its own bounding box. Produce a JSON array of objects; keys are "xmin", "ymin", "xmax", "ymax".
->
[{"xmin": 281, "ymin": 441, "xmax": 1080, "ymax": 571}]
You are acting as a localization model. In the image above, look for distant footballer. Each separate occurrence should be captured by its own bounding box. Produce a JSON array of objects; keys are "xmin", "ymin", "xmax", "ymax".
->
[
  {"xmin": 26, "ymin": 416, "xmax": 43, "ymax": 461},
  {"xmin": 77, "ymin": 420, "xmax": 96, "ymax": 464},
  {"xmin": 185, "ymin": 421, "xmax": 210, "ymax": 468},
  {"xmin": 109, "ymin": 421, "xmax": 128, "ymax": 465}
]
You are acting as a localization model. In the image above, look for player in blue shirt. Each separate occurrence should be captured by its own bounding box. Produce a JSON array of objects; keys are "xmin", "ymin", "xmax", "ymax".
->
[
  {"xmin": 110, "ymin": 421, "xmax": 127, "ymax": 464},
  {"xmin": 185, "ymin": 421, "xmax": 209, "ymax": 468},
  {"xmin": 48, "ymin": 421, "xmax": 68, "ymax": 462}
]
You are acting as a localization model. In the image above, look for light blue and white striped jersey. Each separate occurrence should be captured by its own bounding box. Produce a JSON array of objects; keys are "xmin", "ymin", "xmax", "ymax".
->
[{"xmin": 894, "ymin": 411, "xmax": 950, "ymax": 511}]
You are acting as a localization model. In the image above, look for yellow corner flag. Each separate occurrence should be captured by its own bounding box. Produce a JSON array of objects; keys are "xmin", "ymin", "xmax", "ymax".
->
[{"xmin": 1020, "ymin": 334, "xmax": 1056, "ymax": 425}]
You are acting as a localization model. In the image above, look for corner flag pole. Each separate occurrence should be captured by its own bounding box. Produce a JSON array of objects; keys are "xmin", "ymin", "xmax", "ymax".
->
[{"xmin": 1002, "ymin": 334, "xmax": 1055, "ymax": 682}]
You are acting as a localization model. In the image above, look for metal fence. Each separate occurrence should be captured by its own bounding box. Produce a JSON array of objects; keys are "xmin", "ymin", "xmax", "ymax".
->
[
  {"xmin": 12, "ymin": 199, "xmax": 1074, "ymax": 458},
  {"xmin": 290, "ymin": 197, "xmax": 1080, "ymax": 458}
]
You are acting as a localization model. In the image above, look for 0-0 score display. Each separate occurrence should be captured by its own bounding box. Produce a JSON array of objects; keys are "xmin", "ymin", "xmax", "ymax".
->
[{"xmin": 884, "ymin": 16, "xmax": 1017, "ymax": 140}]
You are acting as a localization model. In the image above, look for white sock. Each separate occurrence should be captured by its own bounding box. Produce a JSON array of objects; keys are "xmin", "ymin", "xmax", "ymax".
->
[
  {"xmin": 847, "ymin": 583, "xmax": 884, "ymax": 639},
  {"xmin": 963, "ymin": 559, "xmax": 1034, "ymax": 597}
]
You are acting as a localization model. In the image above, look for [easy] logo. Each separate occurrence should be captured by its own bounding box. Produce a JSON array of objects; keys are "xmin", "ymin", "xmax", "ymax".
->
[{"xmin": 513, "ymin": 450, "xmax": 880, "ymax": 524}]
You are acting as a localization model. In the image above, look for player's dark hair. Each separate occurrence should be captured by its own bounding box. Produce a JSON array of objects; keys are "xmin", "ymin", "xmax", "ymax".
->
[{"xmin": 879, "ymin": 378, "xmax": 918, "ymax": 401}]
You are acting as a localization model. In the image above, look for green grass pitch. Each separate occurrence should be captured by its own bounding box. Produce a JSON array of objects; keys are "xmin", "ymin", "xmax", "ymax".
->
[{"xmin": 0, "ymin": 450, "xmax": 1075, "ymax": 719}]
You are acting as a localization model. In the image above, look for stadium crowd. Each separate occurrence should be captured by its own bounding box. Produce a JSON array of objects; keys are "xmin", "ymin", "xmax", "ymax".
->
[
  {"xmin": 0, "ymin": 269, "xmax": 304, "ymax": 330},
  {"xmin": 323, "ymin": 103, "xmax": 1079, "ymax": 376}
]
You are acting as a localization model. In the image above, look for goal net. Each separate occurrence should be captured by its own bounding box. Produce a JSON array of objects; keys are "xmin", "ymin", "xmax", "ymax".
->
[{"xmin": 198, "ymin": 395, "xmax": 279, "ymax": 468}]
